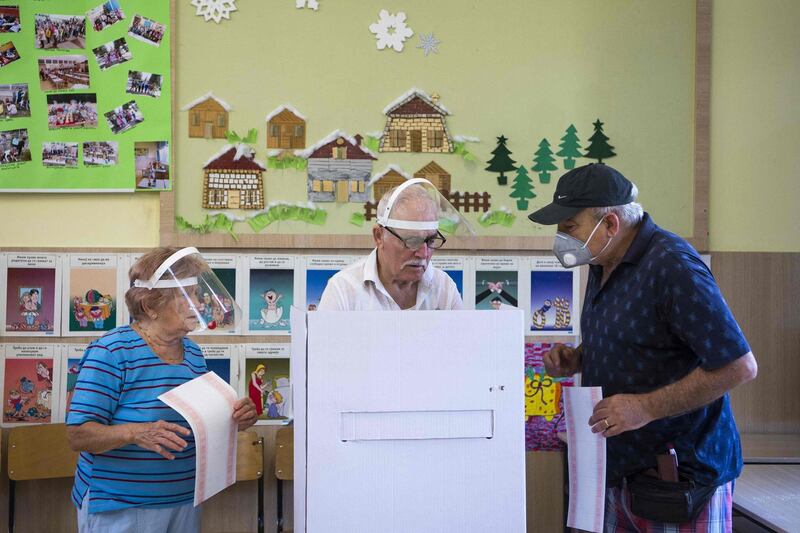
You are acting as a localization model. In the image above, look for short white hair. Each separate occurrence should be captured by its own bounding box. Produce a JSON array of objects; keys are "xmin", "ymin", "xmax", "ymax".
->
[
  {"xmin": 376, "ymin": 184, "xmax": 437, "ymax": 225},
  {"xmin": 590, "ymin": 184, "xmax": 643, "ymax": 226}
]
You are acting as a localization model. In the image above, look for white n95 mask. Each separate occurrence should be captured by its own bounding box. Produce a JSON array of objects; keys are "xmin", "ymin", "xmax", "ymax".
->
[{"xmin": 552, "ymin": 217, "xmax": 612, "ymax": 268}]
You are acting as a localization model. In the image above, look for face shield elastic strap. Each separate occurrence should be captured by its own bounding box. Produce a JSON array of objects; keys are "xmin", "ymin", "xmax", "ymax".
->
[
  {"xmin": 133, "ymin": 247, "xmax": 201, "ymax": 290},
  {"xmin": 376, "ymin": 178, "xmax": 440, "ymax": 231}
]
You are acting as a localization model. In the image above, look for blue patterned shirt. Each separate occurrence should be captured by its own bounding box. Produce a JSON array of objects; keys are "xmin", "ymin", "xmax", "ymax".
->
[
  {"xmin": 67, "ymin": 326, "xmax": 208, "ymax": 513},
  {"xmin": 580, "ymin": 213, "xmax": 750, "ymax": 488}
]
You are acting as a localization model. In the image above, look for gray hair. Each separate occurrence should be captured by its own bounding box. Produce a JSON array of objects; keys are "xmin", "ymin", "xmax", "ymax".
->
[
  {"xmin": 589, "ymin": 184, "xmax": 643, "ymax": 227},
  {"xmin": 376, "ymin": 183, "xmax": 438, "ymax": 224}
]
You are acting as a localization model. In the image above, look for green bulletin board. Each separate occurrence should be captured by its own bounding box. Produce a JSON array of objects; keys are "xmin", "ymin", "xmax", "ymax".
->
[{"xmin": 0, "ymin": 0, "xmax": 171, "ymax": 191}]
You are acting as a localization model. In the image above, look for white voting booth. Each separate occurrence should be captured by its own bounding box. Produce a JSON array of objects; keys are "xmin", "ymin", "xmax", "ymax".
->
[{"xmin": 291, "ymin": 308, "xmax": 526, "ymax": 533}]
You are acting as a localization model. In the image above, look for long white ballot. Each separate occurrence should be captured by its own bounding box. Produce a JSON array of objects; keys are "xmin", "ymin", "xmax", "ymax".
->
[
  {"xmin": 159, "ymin": 372, "xmax": 238, "ymax": 506},
  {"xmin": 564, "ymin": 386, "xmax": 606, "ymax": 533}
]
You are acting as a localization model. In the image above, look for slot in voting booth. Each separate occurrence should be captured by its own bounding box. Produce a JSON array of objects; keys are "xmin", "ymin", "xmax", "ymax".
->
[{"xmin": 291, "ymin": 309, "xmax": 526, "ymax": 533}]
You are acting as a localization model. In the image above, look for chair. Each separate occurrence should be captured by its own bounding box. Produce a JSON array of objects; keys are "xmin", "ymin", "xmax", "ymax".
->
[
  {"xmin": 275, "ymin": 426, "xmax": 294, "ymax": 533},
  {"xmin": 236, "ymin": 430, "xmax": 265, "ymax": 533},
  {"xmin": 7, "ymin": 423, "xmax": 79, "ymax": 533}
]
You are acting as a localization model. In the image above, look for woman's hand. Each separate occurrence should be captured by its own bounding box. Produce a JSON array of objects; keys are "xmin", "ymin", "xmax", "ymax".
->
[
  {"xmin": 129, "ymin": 420, "xmax": 191, "ymax": 460},
  {"xmin": 233, "ymin": 397, "xmax": 258, "ymax": 430}
]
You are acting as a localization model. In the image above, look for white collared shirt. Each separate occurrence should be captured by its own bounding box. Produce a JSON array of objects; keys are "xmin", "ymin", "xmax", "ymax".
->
[{"xmin": 318, "ymin": 249, "xmax": 463, "ymax": 311}]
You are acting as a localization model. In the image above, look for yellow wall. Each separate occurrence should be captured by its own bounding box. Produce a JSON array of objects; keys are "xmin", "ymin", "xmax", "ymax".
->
[
  {"xmin": 0, "ymin": 1, "xmax": 797, "ymax": 252},
  {"xmin": 709, "ymin": 0, "xmax": 800, "ymax": 252}
]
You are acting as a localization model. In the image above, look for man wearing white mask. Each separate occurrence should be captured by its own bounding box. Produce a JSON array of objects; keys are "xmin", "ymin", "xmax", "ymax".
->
[
  {"xmin": 529, "ymin": 163, "xmax": 757, "ymax": 531},
  {"xmin": 319, "ymin": 179, "xmax": 471, "ymax": 311}
]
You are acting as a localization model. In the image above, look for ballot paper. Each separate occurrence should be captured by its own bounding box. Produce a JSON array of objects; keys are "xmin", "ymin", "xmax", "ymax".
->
[
  {"xmin": 159, "ymin": 371, "xmax": 238, "ymax": 506},
  {"xmin": 564, "ymin": 386, "xmax": 606, "ymax": 533}
]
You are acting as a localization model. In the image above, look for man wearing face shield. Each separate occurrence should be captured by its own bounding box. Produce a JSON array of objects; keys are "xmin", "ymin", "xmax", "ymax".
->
[
  {"xmin": 66, "ymin": 247, "xmax": 257, "ymax": 533},
  {"xmin": 529, "ymin": 164, "xmax": 757, "ymax": 530},
  {"xmin": 318, "ymin": 178, "xmax": 473, "ymax": 310}
]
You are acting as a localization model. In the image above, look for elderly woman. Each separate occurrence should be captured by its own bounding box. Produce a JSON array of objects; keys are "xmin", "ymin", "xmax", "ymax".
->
[{"xmin": 67, "ymin": 247, "xmax": 257, "ymax": 533}]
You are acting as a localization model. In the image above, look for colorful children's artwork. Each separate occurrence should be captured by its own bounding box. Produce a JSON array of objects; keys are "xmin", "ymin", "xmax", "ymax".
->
[
  {"xmin": 2, "ymin": 254, "xmax": 60, "ymax": 335},
  {"xmin": 475, "ymin": 257, "xmax": 520, "ymax": 310},
  {"xmin": 525, "ymin": 342, "xmax": 573, "ymax": 451},
  {"xmin": 302, "ymin": 256, "xmax": 355, "ymax": 310},
  {"xmin": 246, "ymin": 256, "xmax": 295, "ymax": 334},
  {"xmin": 243, "ymin": 344, "xmax": 291, "ymax": 424},
  {"xmin": 1, "ymin": 344, "xmax": 60, "ymax": 425},
  {"xmin": 199, "ymin": 344, "xmax": 237, "ymax": 386},
  {"xmin": 62, "ymin": 254, "xmax": 121, "ymax": 336},
  {"xmin": 34, "ymin": 14, "xmax": 86, "ymax": 49},
  {"xmin": 431, "ymin": 256, "xmax": 471, "ymax": 303},
  {"xmin": 529, "ymin": 257, "xmax": 580, "ymax": 336},
  {"xmin": 190, "ymin": 254, "xmax": 241, "ymax": 335},
  {"xmin": 62, "ymin": 344, "xmax": 86, "ymax": 419},
  {"xmin": 87, "ymin": 1, "xmax": 125, "ymax": 32}
]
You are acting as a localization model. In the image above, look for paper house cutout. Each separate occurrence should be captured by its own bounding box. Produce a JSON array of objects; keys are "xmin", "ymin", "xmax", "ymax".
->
[
  {"xmin": 266, "ymin": 105, "xmax": 306, "ymax": 150},
  {"xmin": 379, "ymin": 88, "xmax": 454, "ymax": 153},
  {"xmin": 299, "ymin": 131, "xmax": 377, "ymax": 203},
  {"xmin": 181, "ymin": 92, "xmax": 232, "ymax": 139},
  {"xmin": 414, "ymin": 160, "xmax": 451, "ymax": 196},
  {"xmin": 202, "ymin": 145, "xmax": 265, "ymax": 210},
  {"xmin": 368, "ymin": 164, "xmax": 412, "ymax": 201}
]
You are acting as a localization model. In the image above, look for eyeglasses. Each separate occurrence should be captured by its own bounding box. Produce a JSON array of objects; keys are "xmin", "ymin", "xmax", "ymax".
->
[{"xmin": 381, "ymin": 226, "xmax": 447, "ymax": 250}]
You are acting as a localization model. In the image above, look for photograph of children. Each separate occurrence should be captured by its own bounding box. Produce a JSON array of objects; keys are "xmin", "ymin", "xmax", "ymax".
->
[
  {"xmin": 3, "ymin": 358, "xmax": 54, "ymax": 423},
  {"xmin": 0, "ymin": 128, "xmax": 30, "ymax": 165},
  {"xmin": 67, "ymin": 268, "xmax": 116, "ymax": 333},
  {"xmin": 245, "ymin": 358, "xmax": 291, "ymax": 422},
  {"xmin": 92, "ymin": 37, "xmax": 131, "ymax": 70},
  {"xmin": 305, "ymin": 269, "xmax": 340, "ymax": 311},
  {"xmin": 42, "ymin": 142, "xmax": 78, "ymax": 168},
  {"xmin": 0, "ymin": 6, "xmax": 20, "ymax": 33},
  {"xmin": 0, "ymin": 40, "xmax": 20, "ymax": 68},
  {"xmin": 0, "ymin": 83, "xmax": 28, "ymax": 118},
  {"xmin": 83, "ymin": 141, "xmax": 117, "ymax": 166},
  {"xmin": 134, "ymin": 141, "xmax": 169, "ymax": 189},
  {"xmin": 87, "ymin": 0, "xmax": 124, "ymax": 32},
  {"xmin": 34, "ymin": 14, "xmax": 86, "ymax": 50},
  {"xmin": 248, "ymin": 269, "xmax": 293, "ymax": 332},
  {"xmin": 104, "ymin": 100, "xmax": 142, "ymax": 134},
  {"xmin": 524, "ymin": 342, "xmax": 574, "ymax": 451},
  {"xmin": 475, "ymin": 271, "xmax": 519, "ymax": 310},
  {"xmin": 128, "ymin": 14, "xmax": 165, "ymax": 47},
  {"xmin": 126, "ymin": 71, "xmax": 162, "ymax": 98},
  {"xmin": 5, "ymin": 268, "xmax": 56, "ymax": 333},
  {"xmin": 65, "ymin": 357, "xmax": 81, "ymax": 411},
  {"xmin": 530, "ymin": 270, "xmax": 575, "ymax": 333},
  {"xmin": 47, "ymin": 93, "xmax": 97, "ymax": 130},
  {"xmin": 205, "ymin": 358, "xmax": 231, "ymax": 386},
  {"xmin": 38, "ymin": 55, "xmax": 89, "ymax": 91}
]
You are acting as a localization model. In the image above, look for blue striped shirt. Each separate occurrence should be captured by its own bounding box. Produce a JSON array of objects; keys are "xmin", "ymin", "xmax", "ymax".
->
[{"xmin": 67, "ymin": 326, "xmax": 208, "ymax": 514}]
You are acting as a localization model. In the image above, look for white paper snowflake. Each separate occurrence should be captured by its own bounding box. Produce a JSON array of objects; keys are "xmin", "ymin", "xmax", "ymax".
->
[
  {"xmin": 417, "ymin": 32, "xmax": 441, "ymax": 56},
  {"xmin": 368, "ymin": 10, "xmax": 414, "ymax": 52},
  {"xmin": 190, "ymin": 0, "xmax": 237, "ymax": 24},
  {"xmin": 296, "ymin": 0, "xmax": 319, "ymax": 10}
]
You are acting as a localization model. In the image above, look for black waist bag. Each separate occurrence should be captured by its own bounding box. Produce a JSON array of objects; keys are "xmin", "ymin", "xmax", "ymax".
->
[{"xmin": 627, "ymin": 472, "xmax": 717, "ymax": 523}]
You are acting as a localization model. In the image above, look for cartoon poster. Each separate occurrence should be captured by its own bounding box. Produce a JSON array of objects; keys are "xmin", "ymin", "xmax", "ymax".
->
[
  {"xmin": 475, "ymin": 257, "xmax": 521, "ymax": 311},
  {"xmin": 199, "ymin": 344, "xmax": 237, "ymax": 387},
  {"xmin": 242, "ymin": 344, "xmax": 291, "ymax": 425},
  {"xmin": 62, "ymin": 254, "xmax": 123, "ymax": 336},
  {"xmin": 1, "ymin": 343, "xmax": 61, "ymax": 426},
  {"xmin": 245, "ymin": 256, "xmax": 297, "ymax": 334},
  {"xmin": 529, "ymin": 257, "xmax": 580, "ymax": 336},
  {"xmin": 2, "ymin": 253, "xmax": 61, "ymax": 335},
  {"xmin": 525, "ymin": 342, "xmax": 574, "ymax": 451},
  {"xmin": 60, "ymin": 343, "xmax": 86, "ymax": 422},
  {"xmin": 302, "ymin": 256, "xmax": 356, "ymax": 311},
  {"xmin": 190, "ymin": 254, "xmax": 241, "ymax": 336},
  {"xmin": 431, "ymin": 256, "xmax": 473, "ymax": 306}
]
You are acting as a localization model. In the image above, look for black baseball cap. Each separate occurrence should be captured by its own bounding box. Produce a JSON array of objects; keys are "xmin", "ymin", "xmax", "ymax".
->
[{"xmin": 527, "ymin": 163, "xmax": 635, "ymax": 225}]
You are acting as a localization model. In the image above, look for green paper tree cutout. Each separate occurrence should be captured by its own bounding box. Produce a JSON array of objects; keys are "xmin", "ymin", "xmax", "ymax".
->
[
  {"xmin": 584, "ymin": 119, "xmax": 616, "ymax": 163},
  {"xmin": 556, "ymin": 124, "xmax": 582, "ymax": 169},
  {"xmin": 531, "ymin": 138, "xmax": 558, "ymax": 184},
  {"xmin": 485, "ymin": 135, "xmax": 516, "ymax": 186},
  {"xmin": 225, "ymin": 128, "xmax": 258, "ymax": 145},
  {"xmin": 509, "ymin": 165, "xmax": 536, "ymax": 210}
]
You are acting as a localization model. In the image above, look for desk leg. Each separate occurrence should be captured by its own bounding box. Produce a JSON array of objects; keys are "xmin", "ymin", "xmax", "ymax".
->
[
  {"xmin": 8, "ymin": 479, "xmax": 15, "ymax": 533},
  {"xmin": 276, "ymin": 478, "xmax": 283, "ymax": 533}
]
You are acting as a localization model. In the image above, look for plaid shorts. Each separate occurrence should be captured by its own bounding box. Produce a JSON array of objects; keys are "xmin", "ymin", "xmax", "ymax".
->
[{"xmin": 604, "ymin": 480, "xmax": 733, "ymax": 533}]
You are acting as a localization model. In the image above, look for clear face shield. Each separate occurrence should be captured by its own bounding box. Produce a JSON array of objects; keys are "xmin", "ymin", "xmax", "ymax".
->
[
  {"xmin": 132, "ymin": 247, "xmax": 241, "ymax": 332},
  {"xmin": 376, "ymin": 178, "xmax": 476, "ymax": 244}
]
